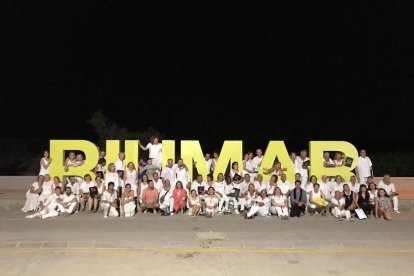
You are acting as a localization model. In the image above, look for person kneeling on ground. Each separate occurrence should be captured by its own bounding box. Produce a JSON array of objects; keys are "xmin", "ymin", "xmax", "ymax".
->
[
  {"xmin": 141, "ymin": 180, "xmax": 160, "ymax": 213},
  {"xmin": 289, "ymin": 180, "xmax": 307, "ymax": 217},
  {"xmin": 331, "ymin": 191, "xmax": 354, "ymax": 222},
  {"xmin": 57, "ymin": 187, "xmax": 78, "ymax": 217},
  {"xmin": 101, "ymin": 182, "xmax": 119, "ymax": 218}
]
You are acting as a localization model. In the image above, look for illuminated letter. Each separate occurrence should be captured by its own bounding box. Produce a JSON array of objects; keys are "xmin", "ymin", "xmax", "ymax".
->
[
  {"xmin": 162, "ymin": 140, "xmax": 175, "ymax": 167},
  {"xmin": 212, "ymin": 141, "xmax": 243, "ymax": 179},
  {"xmin": 309, "ymin": 141, "xmax": 358, "ymax": 180},
  {"xmin": 180, "ymin": 141, "xmax": 208, "ymax": 180},
  {"xmin": 49, "ymin": 140, "xmax": 99, "ymax": 181},
  {"xmin": 259, "ymin": 141, "xmax": 294, "ymax": 182}
]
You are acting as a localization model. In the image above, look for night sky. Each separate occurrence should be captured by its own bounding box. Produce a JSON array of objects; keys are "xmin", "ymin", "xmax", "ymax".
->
[{"xmin": 2, "ymin": 1, "xmax": 414, "ymax": 155}]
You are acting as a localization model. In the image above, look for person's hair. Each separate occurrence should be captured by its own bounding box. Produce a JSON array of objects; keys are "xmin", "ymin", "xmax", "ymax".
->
[
  {"xmin": 142, "ymin": 174, "xmax": 148, "ymax": 182},
  {"xmin": 358, "ymin": 185, "xmax": 369, "ymax": 198},
  {"xmin": 191, "ymin": 189, "xmax": 197, "ymax": 195},
  {"xmin": 153, "ymin": 172, "xmax": 159, "ymax": 177},
  {"xmin": 84, "ymin": 174, "xmax": 91, "ymax": 180},
  {"xmin": 248, "ymin": 183, "xmax": 255, "ymax": 190},
  {"xmin": 150, "ymin": 135, "xmax": 159, "ymax": 144},
  {"xmin": 313, "ymin": 183, "xmax": 320, "ymax": 188},
  {"xmin": 343, "ymin": 183, "xmax": 349, "ymax": 190},
  {"xmin": 176, "ymin": 181, "xmax": 183, "ymax": 189},
  {"xmin": 148, "ymin": 180, "xmax": 154, "ymax": 184},
  {"xmin": 65, "ymin": 187, "xmax": 72, "ymax": 191},
  {"xmin": 295, "ymin": 180, "xmax": 301, "ymax": 185},
  {"xmin": 127, "ymin": 162, "xmax": 135, "ymax": 169},
  {"xmin": 98, "ymin": 158, "xmax": 106, "ymax": 165},
  {"xmin": 310, "ymin": 175, "xmax": 317, "ymax": 182},
  {"xmin": 55, "ymin": 186, "xmax": 62, "ymax": 190},
  {"xmin": 54, "ymin": 176, "xmax": 60, "ymax": 182},
  {"xmin": 217, "ymin": 173, "xmax": 223, "ymax": 180},
  {"xmin": 274, "ymin": 187, "xmax": 282, "ymax": 195},
  {"xmin": 225, "ymin": 175, "xmax": 231, "ymax": 181},
  {"xmin": 369, "ymin": 183, "xmax": 377, "ymax": 189},
  {"xmin": 207, "ymin": 186, "xmax": 215, "ymax": 193},
  {"xmin": 207, "ymin": 173, "xmax": 213, "ymax": 180},
  {"xmin": 231, "ymin": 162, "xmax": 238, "ymax": 169},
  {"xmin": 125, "ymin": 183, "xmax": 131, "ymax": 189},
  {"xmin": 270, "ymin": 175, "xmax": 278, "ymax": 182},
  {"xmin": 377, "ymin": 188, "xmax": 388, "ymax": 197},
  {"xmin": 108, "ymin": 182, "xmax": 115, "ymax": 187}
]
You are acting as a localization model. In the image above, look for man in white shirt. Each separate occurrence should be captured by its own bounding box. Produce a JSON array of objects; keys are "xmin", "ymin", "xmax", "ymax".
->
[
  {"xmin": 323, "ymin": 152, "xmax": 335, "ymax": 167},
  {"xmin": 159, "ymin": 180, "xmax": 173, "ymax": 216},
  {"xmin": 224, "ymin": 175, "xmax": 240, "ymax": 214},
  {"xmin": 214, "ymin": 178, "xmax": 228, "ymax": 213},
  {"xmin": 38, "ymin": 174, "xmax": 54, "ymax": 207},
  {"xmin": 296, "ymin": 150, "xmax": 310, "ymax": 187},
  {"xmin": 378, "ymin": 174, "xmax": 400, "ymax": 213},
  {"xmin": 347, "ymin": 175, "xmax": 360, "ymax": 193},
  {"xmin": 66, "ymin": 176, "xmax": 80, "ymax": 200},
  {"xmin": 204, "ymin": 153, "xmax": 213, "ymax": 173},
  {"xmin": 115, "ymin": 152, "xmax": 126, "ymax": 172},
  {"xmin": 245, "ymin": 190, "xmax": 271, "ymax": 218},
  {"xmin": 239, "ymin": 174, "xmax": 252, "ymax": 195},
  {"xmin": 26, "ymin": 187, "xmax": 62, "ymax": 219},
  {"xmin": 319, "ymin": 175, "xmax": 331, "ymax": 201},
  {"xmin": 290, "ymin": 152, "xmax": 300, "ymax": 174},
  {"xmin": 277, "ymin": 173, "xmax": 291, "ymax": 196},
  {"xmin": 161, "ymin": 158, "xmax": 176, "ymax": 183},
  {"xmin": 101, "ymin": 182, "xmax": 119, "ymax": 218},
  {"xmin": 57, "ymin": 187, "xmax": 78, "ymax": 216},
  {"xmin": 174, "ymin": 159, "xmax": 189, "ymax": 189},
  {"xmin": 191, "ymin": 174, "xmax": 208, "ymax": 197},
  {"xmin": 331, "ymin": 191, "xmax": 353, "ymax": 221},
  {"xmin": 153, "ymin": 172, "xmax": 163, "ymax": 192},
  {"xmin": 355, "ymin": 149, "xmax": 373, "ymax": 184},
  {"xmin": 253, "ymin": 149, "xmax": 264, "ymax": 168}
]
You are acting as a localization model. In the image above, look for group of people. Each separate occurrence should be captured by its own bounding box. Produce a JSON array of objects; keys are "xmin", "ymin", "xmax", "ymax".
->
[{"xmin": 22, "ymin": 137, "xmax": 400, "ymax": 222}]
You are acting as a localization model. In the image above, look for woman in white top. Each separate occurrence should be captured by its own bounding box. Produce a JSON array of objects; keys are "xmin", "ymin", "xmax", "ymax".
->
[
  {"xmin": 139, "ymin": 136, "xmax": 162, "ymax": 169},
  {"xmin": 205, "ymin": 187, "xmax": 219, "ymax": 218},
  {"xmin": 240, "ymin": 184, "xmax": 257, "ymax": 212},
  {"xmin": 124, "ymin": 162, "xmax": 138, "ymax": 197},
  {"xmin": 39, "ymin": 150, "xmax": 52, "ymax": 176},
  {"xmin": 242, "ymin": 152, "xmax": 257, "ymax": 180},
  {"xmin": 368, "ymin": 182, "xmax": 378, "ymax": 209},
  {"xmin": 105, "ymin": 163, "xmax": 119, "ymax": 190},
  {"xmin": 267, "ymin": 175, "xmax": 278, "ymax": 196},
  {"xmin": 79, "ymin": 174, "xmax": 96, "ymax": 212},
  {"xmin": 64, "ymin": 152, "xmax": 76, "ymax": 172},
  {"xmin": 188, "ymin": 189, "xmax": 201, "ymax": 217},
  {"xmin": 210, "ymin": 151, "xmax": 219, "ymax": 173},
  {"xmin": 38, "ymin": 174, "xmax": 53, "ymax": 207},
  {"xmin": 52, "ymin": 176, "xmax": 63, "ymax": 190},
  {"xmin": 120, "ymin": 184, "xmax": 136, "ymax": 217},
  {"xmin": 137, "ymin": 174, "xmax": 149, "ymax": 204},
  {"xmin": 334, "ymin": 152, "xmax": 344, "ymax": 167},
  {"xmin": 230, "ymin": 162, "xmax": 241, "ymax": 179},
  {"xmin": 270, "ymin": 187, "xmax": 289, "ymax": 219},
  {"xmin": 95, "ymin": 176, "xmax": 105, "ymax": 212},
  {"xmin": 21, "ymin": 176, "xmax": 43, "ymax": 212}
]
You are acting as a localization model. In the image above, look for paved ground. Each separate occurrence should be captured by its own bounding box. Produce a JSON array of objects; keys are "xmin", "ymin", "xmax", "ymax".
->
[{"xmin": 1, "ymin": 206, "xmax": 414, "ymax": 276}]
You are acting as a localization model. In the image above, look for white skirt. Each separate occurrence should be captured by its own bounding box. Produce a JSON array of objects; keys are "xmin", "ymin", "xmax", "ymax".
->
[
  {"xmin": 123, "ymin": 201, "xmax": 136, "ymax": 217},
  {"xmin": 21, "ymin": 191, "xmax": 39, "ymax": 212}
]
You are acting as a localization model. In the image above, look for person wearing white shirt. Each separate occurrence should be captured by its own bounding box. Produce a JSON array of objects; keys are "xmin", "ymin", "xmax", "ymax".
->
[
  {"xmin": 101, "ymin": 182, "xmax": 119, "ymax": 218},
  {"xmin": 296, "ymin": 150, "xmax": 310, "ymax": 187},
  {"xmin": 38, "ymin": 174, "xmax": 54, "ymax": 207},
  {"xmin": 153, "ymin": 172, "xmax": 163, "ymax": 192},
  {"xmin": 21, "ymin": 176, "xmax": 43, "ymax": 213},
  {"xmin": 323, "ymin": 152, "xmax": 335, "ymax": 167},
  {"xmin": 114, "ymin": 152, "xmax": 126, "ymax": 173},
  {"xmin": 105, "ymin": 163, "xmax": 120, "ymax": 190},
  {"xmin": 277, "ymin": 174, "xmax": 291, "ymax": 196},
  {"xmin": 161, "ymin": 158, "xmax": 176, "ymax": 183},
  {"xmin": 205, "ymin": 187, "xmax": 219, "ymax": 218},
  {"xmin": 191, "ymin": 174, "xmax": 208, "ymax": 197},
  {"xmin": 319, "ymin": 175, "xmax": 331, "ymax": 201},
  {"xmin": 355, "ymin": 149, "xmax": 373, "ymax": 184},
  {"xmin": 120, "ymin": 184, "xmax": 136, "ymax": 217},
  {"xmin": 378, "ymin": 174, "xmax": 400, "ymax": 213},
  {"xmin": 39, "ymin": 150, "xmax": 52, "ymax": 176},
  {"xmin": 79, "ymin": 174, "xmax": 96, "ymax": 212},
  {"xmin": 308, "ymin": 183, "xmax": 328, "ymax": 216},
  {"xmin": 240, "ymin": 184, "xmax": 257, "ymax": 212},
  {"xmin": 347, "ymin": 175, "xmax": 360, "ymax": 193},
  {"xmin": 224, "ymin": 176, "xmax": 239, "ymax": 214},
  {"xmin": 252, "ymin": 149, "xmax": 264, "ymax": 169},
  {"xmin": 174, "ymin": 159, "xmax": 189, "ymax": 189},
  {"xmin": 124, "ymin": 162, "xmax": 138, "ymax": 200},
  {"xmin": 290, "ymin": 152, "xmax": 300, "ymax": 174},
  {"xmin": 57, "ymin": 186, "xmax": 78, "ymax": 216},
  {"xmin": 266, "ymin": 175, "xmax": 278, "ymax": 196},
  {"xmin": 239, "ymin": 174, "xmax": 251, "ymax": 196},
  {"xmin": 270, "ymin": 187, "xmax": 289, "ymax": 219},
  {"xmin": 333, "ymin": 152, "xmax": 344, "ymax": 167},
  {"xmin": 230, "ymin": 162, "xmax": 242, "ymax": 179},
  {"xmin": 331, "ymin": 191, "xmax": 353, "ymax": 222},
  {"xmin": 139, "ymin": 136, "xmax": 162, "ymax": 169},
  {"xmin": 254, "ymin": 174, "xmax": 268, "ymax": 195},
  {"xmin": 245, "ymin": 190, "xmax": 271, "ymax": 219},
  {"xmin": 214, "ymin": 173, "xmax": 229, "ymax": 213},
  {"xmin": 242, "ymin": 152, "xmax": 257, "ymax": 180},
  {"xmin": 204, "ymin": 153, "xmax": 213, "ymax": 173},
  {"xmin": 26, "ymin": 187, "xmax": 62, "ymax": 219},
  {"xmin": 66, "ymin": 176, "xmax": 80, "ymax": 200},
  {"xmin": 159, "ymin": 180, "xmax": 174, "ymax": 215},
  {"xmin": 329, "ymin": 175, "xmax": 344, "ymax": 199}
]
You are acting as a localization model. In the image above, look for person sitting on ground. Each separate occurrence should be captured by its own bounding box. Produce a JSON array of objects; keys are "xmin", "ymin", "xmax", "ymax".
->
[
  {"xmin": 37, "ymin": 174, "xmax": 53, "ymax": 209},
  {"xmin": 343, "ymin": 184, "xmax": 357, "ymax": 214},
  {"xmin": 245, "ymin": 189, "xmax": 271, "ymax": 219},
  {"xmin": 21, "ymin": 175, "xmax": 43, "ymax": 213},
  {"xmin": 309, "ymin": 183, "xmax": 328, "ymax": 216},
  {"xmin": 120, "ymin": 184, "xmax": 136, "ymax": 217},
  {"xmin": 188, "ymin": 189, "xmax": 201, "ymax": 217},
  {"xmin": 214, "ymin": 173, "xmax": 229, "ymax": 213},
  {"xmin": 368, "ymin": 181, "xmax": 378, "ymax": 215},
  {"xmin": 270, "ymin": 187, "xmax": 289, "ymax": 220},
  {"xmin": 239, "ymin": 183, "xmax": 257, "ymax": 214},
  {"xmin": 355, "ymin": 184, "xmax": 372, "ymax": 218},
  {"xmin": 289, "ymin": 180, "xmax": 307, "ymax": 217},
  {"xmin": 26, "ymin": 187, "xmax": 62, "ymax": 219},
  {"xmin": 375, "ymin": 188, "xmax": 392, "ymax": 221},
  {"xmin": 101, "ymin": 182, "xmax": 119, "ymax": 218},
  {"xmin": 378, "ymin": 174, "xmax": 400, "ymax": 214},
  {"xmin": 205, "ymin": 187, "xmax": 219, "ymax": 218},
  {"xmin": 79, "ymin": 174, "xmax": 96, "ymax": 212},
  {"xmin": 172, "ymin": 181, "xmax": 187, "ymax": 215},
  {"xmin": 331, "ymin": 191, "xmax": 353, "ymax": 222},
  {"xmin": 224, "ymin": 175, "xmax": 240, "ymax": 214},
  {"xmin": 159, "ymin": 180, "xmax": 173, "ymax": 216},
  {"xmin": 57, "ymin": 187, "xmax": 78, "ymax": 216},
  {"xmin": 141, "ymin": 180, "xmax": 160, "ymax": 213}
]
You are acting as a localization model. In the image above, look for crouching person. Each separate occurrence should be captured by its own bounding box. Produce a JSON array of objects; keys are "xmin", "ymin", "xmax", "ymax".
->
[
  {"xmin": 141, "ymin": 180, "xmax": 160, "ymax": 213},
  {"xmin": 245, "ymin": 190, "xmax": 271, "ymax": 219},
  {"xmin": 101, "ymin": 182, "xmax": 119, "ymax": 218},
  {"xmin": 331, "ymin": 191, "xmax": 354, "ymax": 222},
  {"xmin": 290, "ymin": 180, "xmax": 307, "ymax": 217},
  {"xmin": 159, "ymin": 180, "xmax": 173, "ymax": 216},
  {"xmin": 26, "ymin": 186, "xmax": 62, "ymax": 219},
  {"xmin": 120, "ymin": 184, "xmax": 136, "ymax": 217},
  {"xmin": 57, "ymin": 187, "xmax": 78, "ymax": 216}
]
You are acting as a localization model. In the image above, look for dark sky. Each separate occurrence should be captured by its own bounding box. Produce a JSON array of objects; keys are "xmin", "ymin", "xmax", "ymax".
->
[{"xmin": 1, "ymin": 1, "xmax": 414, "ymax": 154}]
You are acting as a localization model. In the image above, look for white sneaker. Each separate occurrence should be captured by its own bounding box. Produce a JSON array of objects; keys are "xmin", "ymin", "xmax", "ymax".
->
[
  {"xmin": 394, "ymin": 210, "xmax": 401, "ymax": 214},
  {"xmin": 235, "ymin": 210, "xmax": 240, "ymax": 214},
  {"xmin": 103, "ymin": 215, "xmax": 108, "ymax": 218},
  {"xmin": 143, "ymin": 210, "xmax": 148, "ymax": 214},
  {"xmin": 170, "ymin": 213, "xmax": 174, "ymax": 216}
]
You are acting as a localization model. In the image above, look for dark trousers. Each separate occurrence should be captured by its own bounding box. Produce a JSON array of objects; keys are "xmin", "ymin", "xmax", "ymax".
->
[
  {"xmin": 290, "ymin": 204, "xmax": 306, "ymax": 217},
  {"xmin": 360, "ymin": 203, "xmax": 372, "ymax": 215}
]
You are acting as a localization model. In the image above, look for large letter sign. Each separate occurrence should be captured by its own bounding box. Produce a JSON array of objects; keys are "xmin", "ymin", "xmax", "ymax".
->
[{"xmin": 259, "ymin": 141, "xmax": 294, "ymax": 182}]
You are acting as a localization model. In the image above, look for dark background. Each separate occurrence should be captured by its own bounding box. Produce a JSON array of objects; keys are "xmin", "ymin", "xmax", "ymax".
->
[{"xmin": 1, "ymin": 1, "xmax": 413, "ymax": 175}]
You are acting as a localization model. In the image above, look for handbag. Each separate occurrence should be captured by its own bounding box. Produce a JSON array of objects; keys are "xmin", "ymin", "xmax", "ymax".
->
[{"xmin": 160, "ymin": 189, "xmax": 170, "ymax": 204}]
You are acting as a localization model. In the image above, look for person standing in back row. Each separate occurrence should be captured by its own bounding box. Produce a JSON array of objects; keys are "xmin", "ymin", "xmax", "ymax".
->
[
  {"xmin": 355, "ymin": 149, "xmax": 373, "ymax": 184},
  {"xmin": 140, "ymin": 136, "xmax": 162, "ymax": 169}
]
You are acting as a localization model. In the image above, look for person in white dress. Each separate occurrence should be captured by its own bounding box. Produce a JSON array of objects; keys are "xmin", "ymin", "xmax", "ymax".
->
[
  {"xmin": 124, "ymin": 162, "xmax": 138, "ymax": 198},
  {"xmin": 120, "ymin": 184, "xmax": 136, "ymax": 217},
  {"xmin": 204, "ymin": 187, "xmax": 219, "ymax": 218},
  {"xmin": 38, "ymin": 174, "xmax": 54, "ymax": 208},
  {"xmin": 21, "ymin": 175, "xmax": 43, "ymax": 213},
  {"xmin": 296, "ymin": 150, "xmax": 310, "ymax": 187},
  {"xmin": 26, "ymin": 187, "xmax": 62, "ymax": 219},
  {"xmin": 101, "ymin": 182, "xmax": 119, "ymax": 218},
  {"xmin": 57, "ymin": 186, "xmax": 78, "ymax": 216},
  {"xmin": 378, "ymin": 174, "xmax": 400, "ymax": 213},
  {"xmin": 139, "ymin": 136, "xmax": 162, "ymax": 169},
  {"xmin": 245, "ymin": 189, "xmax": 271, "ymax": 219},
  {"xmin": 188, "ymin": 190, "xmax": 201, "ymax": 217},
  {"xmin": 270, "ymin": 187, "xmax": 289, "ymax": 220},
  {"xmin": 214, "ymin": 173, "xmax": 229, "ymax": 213},
  {"xmin": 52, "ymin": 176, "xmax": 63, "ymax": 190},
  {"xmin": 161, "ymin": 158, "xmax": 175, "ymax": 183},
  {"xmin": 355, "ymin": 149, "xmax": 373, "ymax": 184},
  {"xmin": 333, "ymin": 152, "xmax": 344, "ymax": 167},
  {"xmin": 174, "ymin": 159, "xmax": 189, "ymax": 189},
  {"xmin": 39, "ymin": 150, "xmax": 52, "ymax": 176},
  {"xmin": 137, "ymin": 174, "xmax": 149, "ymax": 205},
  {"xmin": 242, "ymin": 152, "xmax": 258, "ymax": 180}
]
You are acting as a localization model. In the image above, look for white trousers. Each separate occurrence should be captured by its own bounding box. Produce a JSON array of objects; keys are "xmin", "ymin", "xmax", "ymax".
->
[
  {"xmin": 57, "ymin": 202, "xmax": 78, "ymax": 214},
  {"xmin": 159, "ymin": 198, "xmax": 174, "ymax": 212},
  {"xmin": 27, "ymin": 207, "xmax": 58, "ymax": 219},
  {"xmin": 239, "ymin": 198, "xmax": 252, "ymax": 211},
  {"xmin": 270, "ymin": 206, "xmax": 289, "ymax": 218},
  {"xmin": 102, "ymin": 203, "xmax": 119, "ymax": 217},
  {"xmin": 247, "ymin": 205, "xmax": 269, "ymax": 217},
  {"xmin": 332, "ymin": 207, "xmax": 350, "ymax": 219},
  {"xmin": 218, "ymin": 195, "xmax": 229, "ymax": 211},
  {"xmin": 391, "ymin": 196, "xmax": 399, "ymax": 211},
  {"xmin": 206, "ymin": 207, "xmax": 218, "ymax": 216}
]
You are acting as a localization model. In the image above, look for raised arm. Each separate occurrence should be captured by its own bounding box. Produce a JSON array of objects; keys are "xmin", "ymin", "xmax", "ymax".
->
[{"xmin": 139, "ymin": 142, "xmax": 148, "ymax": 151}]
